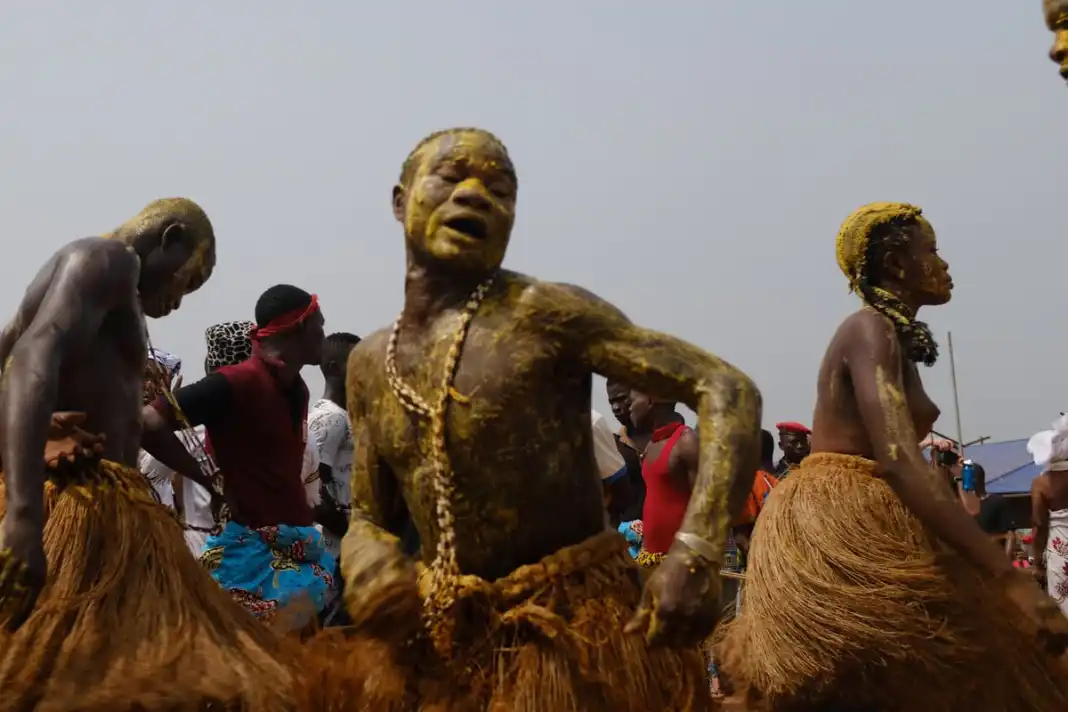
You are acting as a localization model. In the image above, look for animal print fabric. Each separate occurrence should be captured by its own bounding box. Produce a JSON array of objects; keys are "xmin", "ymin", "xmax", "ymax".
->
[{"xmin": 205, "ymin": 320, "xmax": 254, "ymax": 369}]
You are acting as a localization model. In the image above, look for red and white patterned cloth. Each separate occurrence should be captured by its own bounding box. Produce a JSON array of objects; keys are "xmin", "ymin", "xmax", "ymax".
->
[{"xmin": 1045, "ymin": 510, "xmax": 1068, "ymax": 615}]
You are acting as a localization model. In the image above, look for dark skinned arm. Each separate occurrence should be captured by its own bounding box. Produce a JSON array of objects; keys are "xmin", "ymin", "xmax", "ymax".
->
[
  {"xmin": 314, "ymin": 486, "xmax": 347, "ymax": 539},
  {"xmin": 1032, "ymin": 474, "xmax": 1050, "ymax": 581},
  {"xmin": 1, "ymin": 247, "xmax": 134, "ymax": 537},
  {"xmin": 846, "ymin": 313, "xmax": 1012, "ymax": 577},
  {"xmin": 539, "ymin": 282, "xmax": 760, "ymax": 645},
  {"xmin": 139, "ymin": 377, "xmax": 231, "ymax": 494},
  {"xmin": 0, "ymin": 246, "xmax": 136, "ymax": 628},
  {"xmin": 668, "ymin": 427, "xmax": 700, "ymax": 491},
  {"xmin": 546, "ymin": 283, "xmax": 761, "ymax": 564},
  {"xmin": 340, "ymin": 348, "xmax": 419, "ymax": 635}
]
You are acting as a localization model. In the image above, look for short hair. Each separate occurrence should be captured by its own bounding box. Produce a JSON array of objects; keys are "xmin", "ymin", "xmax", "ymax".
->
[
  {"xmin": 398, "ymin": 127, "xmax": 511, "ymax": 189},
  {"xmin": 255, "ymin": 284, "xmax": 313, "ymax": 328},
  {"xmin": 972, "ymin": 462, "xmax": 988, "ymax": 496},
  {"xmin": 761, "ymin": 429, "xmax": 775, "ymax": 462},
  {"xmin": 322, "ymin": 332, "xmax": 361, "ymax": 376}
]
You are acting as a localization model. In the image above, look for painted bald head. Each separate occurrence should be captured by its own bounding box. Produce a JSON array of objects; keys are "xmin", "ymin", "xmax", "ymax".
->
[
  {"xmin": 107, "ymin": 198, "xmax": 216, "ymax": 318},
  {"xmin": 1045, "ymin": 0, "xmax": 1068, "ymax": 82},
  {"xmin": 393, "ymin": 128, "xmax": 517, "ymax": 274}
]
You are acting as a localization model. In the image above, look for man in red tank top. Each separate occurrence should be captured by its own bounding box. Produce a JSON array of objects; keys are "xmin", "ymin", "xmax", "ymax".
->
[{"xmin": 628, "ymin": 389, "xmax": 698, "ymax": 569}]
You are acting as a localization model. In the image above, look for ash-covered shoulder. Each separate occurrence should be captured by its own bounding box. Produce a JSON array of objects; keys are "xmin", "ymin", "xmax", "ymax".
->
[
  {"xmin": 508, "ymin": 273, "xmax": 630, "ymax": 326},
  {"xmin": 346, "ymin": 327, "xmax": 391, "ymax": 379}
]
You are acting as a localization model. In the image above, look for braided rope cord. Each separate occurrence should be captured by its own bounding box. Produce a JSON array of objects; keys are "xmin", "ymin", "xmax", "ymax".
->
[{"xmin": 384, "ymin": 275, "xmax": 495, "ymax": 646}]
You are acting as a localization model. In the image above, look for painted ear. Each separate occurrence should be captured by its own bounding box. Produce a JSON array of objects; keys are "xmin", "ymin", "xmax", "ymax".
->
[
  {"xmin": 161, "ymin": 222, "xmax": 187, "ymax": 249},
  {"xmin": 880, "ymin": 248, "xmax": 907, "ymax": 280},
  {"xmin": 391, "ymin": 184, "xmax": 406, "ymax": 223}
]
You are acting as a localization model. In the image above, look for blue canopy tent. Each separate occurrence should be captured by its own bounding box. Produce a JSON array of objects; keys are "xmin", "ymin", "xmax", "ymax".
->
[
  {"xmin": 924, "ymin": 438, "xmax": 1039, "ymax": 494},
  {"xmin": 967, "ymin": 439, "xmax": 1041, "ymax": 495}
]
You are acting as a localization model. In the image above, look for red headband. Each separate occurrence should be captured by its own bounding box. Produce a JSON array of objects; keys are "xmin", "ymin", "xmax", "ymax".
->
[
  {"xmin": 251, "ymin": 294, "xmax": 319, "ymax": 341},
  {"xmin": 776, "ymin": 421, "xmax": 811, "ymax": 436}
]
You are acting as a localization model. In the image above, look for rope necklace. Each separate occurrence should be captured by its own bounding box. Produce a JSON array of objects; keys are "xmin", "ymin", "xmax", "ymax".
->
[
  {"xmin": 384, "ymin": 273, "xmax": 495, "ymax": 644},
  {"xmin": 130, "ymin": 244, "xmax": 225, "ymax": 527}
]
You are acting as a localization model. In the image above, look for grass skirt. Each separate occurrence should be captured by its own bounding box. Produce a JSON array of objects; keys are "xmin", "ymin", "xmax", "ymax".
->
[
  {"xmin": 0, "ymin": 460, "xmax": 294, "ymax": 711},
  {"xmin": 295, "ymin": 530, "xmax": 713, "ymax": 711},
  {"xmin": 716, "ymin": 452, "xmax": 1068, "ymax": 712}
]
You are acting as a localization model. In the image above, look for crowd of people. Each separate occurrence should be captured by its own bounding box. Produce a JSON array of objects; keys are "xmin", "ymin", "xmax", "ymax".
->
[{"xmin": 0, "ymin": 8, "xmax": 1064, "ymax": 711}]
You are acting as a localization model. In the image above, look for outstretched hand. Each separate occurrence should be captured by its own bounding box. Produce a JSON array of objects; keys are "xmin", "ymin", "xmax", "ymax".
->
[{"xmin": 625, "ymin": 548, "xmax": 720, "ymax": 648}]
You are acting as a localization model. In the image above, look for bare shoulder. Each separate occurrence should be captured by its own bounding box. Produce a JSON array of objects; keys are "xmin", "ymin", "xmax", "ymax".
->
[
  {"xmin": 512, "ymin": 272, "xmax": 629, "ymax": 328},
  {"xmin": 53, "ymin": 237, "xmax": 140, "ymax": 294},
  {"xmin": 832, "ymin": 308, "xmax": 898, "ymax": 359},
  {"xmin": 675, "ymin": 426, "xmax": 700, "ymax": 459},
  {"xmin": 349, "ymin": 327, "xmax": 390, "ymax": 370},
  {"xmin": 346, "ymin": 326, "xmax": 390, "ymax": 404}
]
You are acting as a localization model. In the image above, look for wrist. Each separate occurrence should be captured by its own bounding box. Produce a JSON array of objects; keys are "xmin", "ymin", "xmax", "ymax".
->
[{"xmin": 673, "ymin": 531, "xmax": 722, "ymax": 567}]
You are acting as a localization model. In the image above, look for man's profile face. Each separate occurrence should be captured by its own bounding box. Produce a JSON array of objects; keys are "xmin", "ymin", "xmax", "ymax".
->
[
  {"xmin": 628, "ymin": 390, "xmax": 655, "ymax": 430},
  {"xmin": 300, "ymin": 310, "xmax": 326, "ymax": 366},
  {"xmin": 1046, "ymin": 0, "xmax": 1068, "ymax": 82}
]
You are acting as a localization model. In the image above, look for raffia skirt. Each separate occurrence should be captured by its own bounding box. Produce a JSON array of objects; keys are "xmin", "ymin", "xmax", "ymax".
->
[
  {"xmin": 716, "ymin": 452, "xmax": 1068, "ymax": 712},
  {"xmin": 294, "ymin": 529, "xmax": 713, "ymax": 711},
  {"xmin": 0, "ymin": 460, "xmax": 295, "ymax": 712}
]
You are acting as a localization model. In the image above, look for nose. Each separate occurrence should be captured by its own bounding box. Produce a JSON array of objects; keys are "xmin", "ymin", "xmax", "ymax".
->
[
  {"xmin": 1051, "ymin": 32, "xmax": 1068, "ymax": 69},
  {"xmin": 452, "ymin": 180, "xmax": 493, "ymax": 211}
]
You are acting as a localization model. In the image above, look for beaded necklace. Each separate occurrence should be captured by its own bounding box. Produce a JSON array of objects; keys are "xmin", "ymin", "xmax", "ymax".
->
[
  {"xmin": 131, "ymin": 246, "xmax": 225, "ymax": 519},
  {"xmin": 384, "ymin": 273, "xmax": 495, "ymax": 645}
]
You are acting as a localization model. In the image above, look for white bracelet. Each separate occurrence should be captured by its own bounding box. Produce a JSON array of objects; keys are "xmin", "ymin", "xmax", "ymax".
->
[{"xmin": 674, "ymin": 531, "xmax": 721, "ymax": 563}]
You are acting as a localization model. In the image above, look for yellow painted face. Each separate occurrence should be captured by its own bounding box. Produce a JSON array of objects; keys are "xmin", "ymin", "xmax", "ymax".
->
[
  {"xmin": 1046, "ymin": 0, "xmax": 1068, "ymax": 81},
  {"xmin": 900, "ymin": 216, "xmax": 953, "ymax": 306},
  {"xmin": 400, "ymin": 131, "xmax": 517, "ymax": 273}
]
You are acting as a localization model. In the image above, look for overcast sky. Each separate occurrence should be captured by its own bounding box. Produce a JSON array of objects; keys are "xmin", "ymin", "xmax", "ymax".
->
[{"xmin": 0, "ymin": 2, "xmax": 1063, "ymax": 444}]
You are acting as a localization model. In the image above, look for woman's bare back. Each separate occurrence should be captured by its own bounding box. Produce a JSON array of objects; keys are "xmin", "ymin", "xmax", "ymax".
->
[{"xmin": 1038, "ymin": 471, "xmax": 1068, "ymax": 511}]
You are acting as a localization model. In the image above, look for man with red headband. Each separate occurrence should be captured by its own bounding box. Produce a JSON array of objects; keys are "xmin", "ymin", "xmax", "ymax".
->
[
  {"xmin": 774, "ymin": 421, "xmax": 812, "ymax": 480},
  {"xmin": 141, "ymin": 284, "xmax": 331, "ymax": 627}
]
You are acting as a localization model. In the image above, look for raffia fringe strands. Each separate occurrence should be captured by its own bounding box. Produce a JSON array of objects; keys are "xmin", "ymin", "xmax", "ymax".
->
[
  {"xmin": 0, "ymin": 461, "xmax": 293, "ymax": 711},
  {"xmin": 716, "ymin": 452, "xmax": 1068, "ymax": 712}
]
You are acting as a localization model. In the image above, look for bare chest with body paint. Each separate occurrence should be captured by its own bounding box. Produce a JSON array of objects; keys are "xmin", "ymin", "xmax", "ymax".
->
[
  {"xmin": 812, "ymin": 311, "xmax": 940, "ymax": 459},
  {"xmin": 0, "ymin": 245, "xmax": 147, "ymax": 466},
  {"xmin": 351, "ymin": 280, "xmax": 611, "ymax": 580}
]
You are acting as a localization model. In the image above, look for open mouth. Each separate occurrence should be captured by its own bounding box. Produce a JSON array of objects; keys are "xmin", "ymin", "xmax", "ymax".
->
[{"xmin": 444, "ymin": 216, "xmax": 488, "ymax": 240}]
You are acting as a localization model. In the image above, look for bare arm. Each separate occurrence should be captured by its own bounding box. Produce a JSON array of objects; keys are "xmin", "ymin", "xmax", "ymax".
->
[
  {"xmin": 0, "ymin": 246, "xmax": 134, "ymax": 531},
  {"xmin": 139, "ymin": 377, "xmax": 232, "ymax": 494},
  {"xmin": 1032, "ymin": 475, "xmax": 1050, "ymax": 575},
  {"xmin": 846, "ymin": 314, "xmax": 1012, "ymax": 577},
  {"xmin": 544, "ymin": 282, "xmax": 761, "ymax": 567},
  {"xmin": 341, "ymin": 344, "xmax": 409, "ymax": 564},
  {"xmin": 669, "ymin": 428, "xmax": 700, "ymax": 491},
  {"xmin": 340, "ymin": 350, "xmax": 419, "ymax": 631}
]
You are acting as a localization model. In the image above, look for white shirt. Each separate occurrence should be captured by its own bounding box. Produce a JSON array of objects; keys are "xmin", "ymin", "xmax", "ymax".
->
[
  {"xmin": 307, "ymin": 398, "xmax": 354, "ymax": 507},
  {"xmin": 137, "ymin": 425, "xmax": 215, "ymax": 530},
  {"xmin": 308, "ymin": 398, "xmax": 354, "ymax": 560},
  {"xmin": 303, "ymin": 438, "xmax": 322, "ymax": 507},
  {"xmin": 591, "ymin": 409, "xmax": 626, "ymax": 483}
]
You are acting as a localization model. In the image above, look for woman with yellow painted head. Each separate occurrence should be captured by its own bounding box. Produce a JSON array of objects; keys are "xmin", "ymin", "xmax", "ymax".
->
[{"xmin": 718, "ymin": 202, "xmax": 1068, "ymax": 711}]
